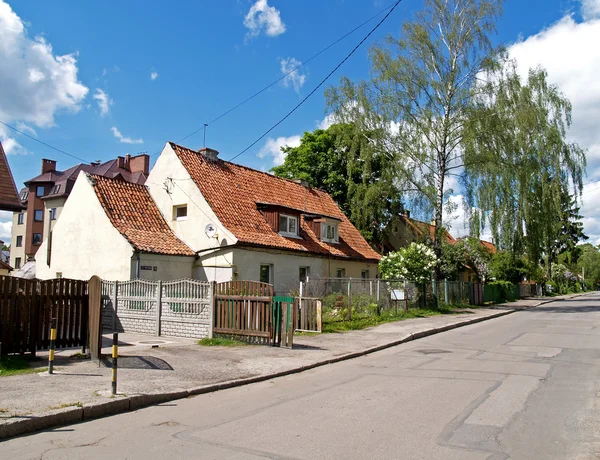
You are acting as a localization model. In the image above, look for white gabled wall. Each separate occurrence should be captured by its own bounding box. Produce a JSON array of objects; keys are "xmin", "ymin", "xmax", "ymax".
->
[
  {"xmin": 146, "ymin": 143, "xmax": 237, "ymax": 253},
  {"xmin": 36, "ymin": 171, "xmax": 134, "ymax": 280}
]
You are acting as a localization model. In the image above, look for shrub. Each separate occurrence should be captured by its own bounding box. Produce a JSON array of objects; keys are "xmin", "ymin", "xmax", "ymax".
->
[{"xmin": 380, "ymin": 243, "xmax": 438, "ymax": 283}]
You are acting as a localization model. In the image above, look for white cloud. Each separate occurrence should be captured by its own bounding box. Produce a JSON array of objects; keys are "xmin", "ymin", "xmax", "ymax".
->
[
  {"xmin": 0, "ymin": 210, "xmax": 12, "ymax": 243},
  {"xmin": 507, "ymin": 0, "xmax": 600, "ymax": 246},
  {"xmin": 258, "ymin": 135, "xmax": 301, "ymax": 166},
  {"xmin": 111, "ymin": 127, "xmax": 143, "ymax": 144},
  {"xmin": 244, "ymin": 0, "xmax": 286, "ymax": 39},
  {"xmin": 0, "ymin": 0, "xmax": 88, "ymax": 150},
  {"xmin": 317, "ymin": 113, "xmax": 338, "ymax": 130},
  {"xmin": 93, "ymin": 88, "xmax": 112, "ymax": 117},
  {"xmin": 150, "ymin": 71, "xmax": 159, "ymax": 81},
  {"xmin": 279, "ymin": 57, "xmax": 306, "ymax": 93}
]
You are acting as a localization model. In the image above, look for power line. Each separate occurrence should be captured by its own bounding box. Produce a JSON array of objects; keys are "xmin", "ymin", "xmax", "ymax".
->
[
  {"xmin": 228, "ymin": 0, "xmax": 403, "ymax": 162},
  {"xmin": 0, "ymin": 120, "xmax": 89, "ymax": 164},
  {"xmin": 158, "ymin": 0, "xmax": 401, "ymax": 155}
]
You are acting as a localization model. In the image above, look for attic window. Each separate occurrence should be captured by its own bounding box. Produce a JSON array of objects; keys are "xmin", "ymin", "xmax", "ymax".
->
[
  {"xmin": 20, "ymin": 190, "xmax": 29, "ymax": 201},
  {"xmin": 279, "ymin": 214, "xmax": 298, "ymax": 236},
  {"xmin": 321, "ymin": 221, "xmax": 339, "ymax": 244},
  {"xmin": 51, "ymin": 184, "xmax": 61, "ymax": 194},
  {"xmin": 173, "ymin": 205, "xmax": 188, "ymax": 221}
]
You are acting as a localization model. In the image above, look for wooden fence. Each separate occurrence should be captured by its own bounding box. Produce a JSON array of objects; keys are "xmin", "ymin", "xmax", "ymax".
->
[
  {"xmin": 295, "ymin": 297, "xmax": 321, "ymax": 333},
  {"xmin": 0, "ymin": 276, "xmax": 88, "ymax": 356}
]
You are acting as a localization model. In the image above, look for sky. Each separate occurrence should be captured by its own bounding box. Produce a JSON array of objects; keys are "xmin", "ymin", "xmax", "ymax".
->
[{"xmin": 1, "ymin": 0, "xmax": 600, "ymax": 247}]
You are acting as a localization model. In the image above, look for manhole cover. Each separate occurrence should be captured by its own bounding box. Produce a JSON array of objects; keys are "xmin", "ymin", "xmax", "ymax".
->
[
  {"xmin": 138, "ymin": 340, "xmax": 167, "ymax": 345},
  {"xmin": 416, "ymin": 349, "xmax": 452, "ymax": 355}
]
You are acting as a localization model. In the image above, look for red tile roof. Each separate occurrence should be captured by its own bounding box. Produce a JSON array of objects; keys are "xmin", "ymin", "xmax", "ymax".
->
[
  {"xmin": 0, "ymin": 142, "xmax": 23, "ymax": 212},
  {"xmin": 480, "ymin": 240, "xmax": 497, "ymax": 254},
  {"xmin": 0, "ymin": 259, "xmax": 13, "ymax": 271},
  {"xmin": 89, "ymin": 174, "xmax": 195, "ymax": 256},
  {"xmin": 170, "ymin": 143, "xmax": 381, "ymax": 262},
  {"xmin": 398, "ymin": 215, "xmax": 456, "ymax": 245}
]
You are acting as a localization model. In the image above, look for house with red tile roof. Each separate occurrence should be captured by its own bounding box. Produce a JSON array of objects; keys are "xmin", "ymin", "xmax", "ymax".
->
[
  {"xmin": 385, "ymin": 211, "xmax": 456, "ymax": 252},
  {"xmin": 36, "ymin": 172, "xmax": 195, "ymax": 281},
  {"xmin": 146, "ymin": 142, "xmax": 380, "ymax": 294},
  {"xmin": 10, "ymin": 153, "xmax": 149, "ymax": 271}
]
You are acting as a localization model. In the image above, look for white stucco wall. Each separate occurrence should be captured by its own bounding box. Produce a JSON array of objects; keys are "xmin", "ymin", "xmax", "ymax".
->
[
  {"xmin": 10, "ymin": 210, "xmax": 26, "ymax": 268},
  {"xmin": 233, "ymin": 247, "xmax": 324, "ymax": 295},
  {"xmin": 146, "ymin": 143, "xmax": 237, "ymax": 253},
  {"xmin": 132, "ymin": 253, "xmax": 194, "ymax": 281},
  {"xmin": 42, "ymin": 197, "xmax": 67, "ymax": 242},
  {"xmin": 322, "ymin": 258, "xmax": 379, "ymax": 279},
  {"xmin": 36, "ymin": 172, "xmax": 134, "ymax": 281},
  {"xmin": 194, "ymin": 247, "xmax": 235, "ymax": 283}
]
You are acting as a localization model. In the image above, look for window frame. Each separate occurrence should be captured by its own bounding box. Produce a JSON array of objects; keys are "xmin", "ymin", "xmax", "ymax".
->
[
  {"xmin": 34, "ymin": 209, "xmax": 43, "ymax": 222},
  {"xmin": 32, "ymin": 233, "xmax": 42, "ymax": 245},
  {"xmin": 36, "ymin": 186, "xmax": 45, "ymax": 197},
  {"xmin": 50, "ymin": 208, "xmax": 57, "ymax": 220},
  {"xmin": 51, "ymin": 184, "xmax": 61, "ymax": 195},
  {"xmin": 17, "ymin": 213, "xmax": 24, "ymax": 225},
  {"xmin": 260, "ymin": 264, "xmax": 273, "ymax": 284},
  {"xmin": 14, "ymin": 257, "xmax": 21, "ymax": 269},
  {"xmin": 173, "ymin": 205, "xmax": 188, "ymax": 221},
  {"xmin": 321, "ymin": 220, "xmax": 339, "ymax": 243},
  {"xmin": 361, "ymin": 270, "xmax": 370, "ymax": 280},
  {"xmin": 15, "ymin": 235, "xmax": 23, "ymax": 247},
  {"xmin": 336, "ymin": 268, "xmax": 346, "ymax": 278},
  {"xmin": 299, "ymin": 266, "xmax": 310, "ymax": 282},
  {"xmin": 278, "ymin": 214, "xmax": 299, "ymax": 237}
]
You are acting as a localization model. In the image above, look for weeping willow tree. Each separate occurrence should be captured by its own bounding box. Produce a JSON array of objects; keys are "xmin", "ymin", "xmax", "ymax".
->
[
  {"xmin": 463, "ymin": 64, "xmax": 586, "ymax": 278},
  {"xmin": 325, "ymin": 0, "xmax": 503, "ymax": 279}
]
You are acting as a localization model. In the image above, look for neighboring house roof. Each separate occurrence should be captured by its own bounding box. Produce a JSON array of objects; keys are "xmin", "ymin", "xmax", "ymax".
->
[
  {"xmin": 89, "ymin": 174, "xmax": 195, "ymax": 256},
  {"xmin": 480, "ymin": 240, "xmax": 497, "ymax": 254},
  {"xmin": 11, "ymin": 260, "xmax": 36, "ymax": 279},
  {"xmin": 0, "ymin": 141, "xmax": 23, "ymax": 212},
  {"xmin": 0, "ymin": 259, "xmax": 12, "ymax": 272},
  {"xmin": 397, "ymin": 215, "xmax": 456, "ymax": 245},
  {"xmin": 1, "ymin": 250, "xmax": 9, "ymax": 264},
  {"xmin": 20, "ymin": 155, "xmax": 149, "ymax": 203},
  {"xmin": 170, "ymin": 142, "xmax": 381, "ymax": 262}
]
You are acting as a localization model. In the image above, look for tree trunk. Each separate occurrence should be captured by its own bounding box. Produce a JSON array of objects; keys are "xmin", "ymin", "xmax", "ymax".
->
[{"xmin": 433, "ymin": 168, "xmax": 445, "ymax": 281}]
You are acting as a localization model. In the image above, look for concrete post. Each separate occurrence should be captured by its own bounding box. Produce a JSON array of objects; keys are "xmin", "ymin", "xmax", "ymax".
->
[
  {"xmin": 208, "ymin": 281, "xmax": 216, "ymax": 339},
  {"xmin": 444, "ymin": 279, "xmax": 449, "ymax": 305},
  {"xmin": 155, "ymin": 280, "xmax": 162, "ymax": 337}
]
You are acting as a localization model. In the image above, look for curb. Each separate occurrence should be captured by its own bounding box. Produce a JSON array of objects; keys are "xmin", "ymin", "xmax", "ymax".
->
[{"xmin": 0, "ymin": 294, "xmax": 586, "ymax": 441}]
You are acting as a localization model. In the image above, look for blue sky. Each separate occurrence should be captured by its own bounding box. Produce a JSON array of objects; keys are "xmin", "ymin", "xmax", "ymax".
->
[{"xmin": 2, "ymin": 0, "xmax": 600, "ymax": 243}]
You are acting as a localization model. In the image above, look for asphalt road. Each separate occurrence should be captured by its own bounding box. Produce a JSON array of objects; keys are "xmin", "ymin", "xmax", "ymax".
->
[{"xmin": 3, "ymin": 295, "xmax": 600, "ymax": 460}]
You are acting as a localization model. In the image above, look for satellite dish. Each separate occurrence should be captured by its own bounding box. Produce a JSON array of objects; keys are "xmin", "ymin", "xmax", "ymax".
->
[{"xmin": 205, "ymin": 223, "xmax": 217, "ymax": 238}]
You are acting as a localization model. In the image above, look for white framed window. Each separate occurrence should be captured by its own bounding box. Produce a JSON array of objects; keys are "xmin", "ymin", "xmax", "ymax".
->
[
  {"xmin": 173, "ymin": 205, "xmax": 188, "ymax": 221},
  {"xmin": 50, "ymin": 208, "xmax": 57, "ymax": 220},
  {"xmin": 17, "ymin": 213, "xmax": 24, "ymax": 225},
  {"xmin": 299, "ymin": 266, "xmax": 310, "ymax": 282},
  {"xmin": 279, "ymin": 214, "xmax": 298, "ymax": 236},
  {"xmin": 321, "ymin": 221, "xmax": 339, "ymax": 243},
  {"xmin": 336, "ymin": 268, "xmax": 345, "ymax": 278}
]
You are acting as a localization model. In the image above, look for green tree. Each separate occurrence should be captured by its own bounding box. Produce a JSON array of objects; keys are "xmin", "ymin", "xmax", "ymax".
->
[
  {"xmin": 271, "ymin": 123, "xmax": 403, "ymax": 247},
  {"xmin": 489, "ymin": 252, "xmax": 527, "ymax": 284},
  {"xmin": 577, "ymin": 243, "xmax": 600, "ymax": 288},
  {"xmin": 463, "ymin": 65, "xmax": 586, "ymax": 278},
  {"xmin": 326, "ymin": 0, "xmax": 503, "ymax": 278}
]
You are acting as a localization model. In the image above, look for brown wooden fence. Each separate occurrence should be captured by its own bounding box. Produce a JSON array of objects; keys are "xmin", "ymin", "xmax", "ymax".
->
[
  {"xmin": 213, "ymin": 281, "xmax": 276, "ymax": 344},
  {"xmin": 0, "ymin": 276, "xmax": 88, "ymax": 356},
  {"xmin": 295, "ymin": 297, "xmax": 322, "ymax": 333}
]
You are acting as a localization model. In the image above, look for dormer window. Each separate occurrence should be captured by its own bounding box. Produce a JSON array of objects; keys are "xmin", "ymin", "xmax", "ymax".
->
[
  {"xmin": 279, "ymin": 214, "xmax": 298, "ymax": 236},
  {"xmin": 321, "ymin": 221, "xmax": 339, "ymax": 243},
  {"xmin": 173, "ymin": 205, "xmax": 188, "ymax": 221}
]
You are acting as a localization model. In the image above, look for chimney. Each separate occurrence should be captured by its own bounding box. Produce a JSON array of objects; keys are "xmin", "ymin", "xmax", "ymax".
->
[
  {"xmin": 198, "ymin": 147, "xmax": 219, "ymax": 162},
  {"xmin": 293, "ymin": 179, "xmax": 310, "ymax": 188},
  {"xmin": 125, "ymin": 154, "xmax": 131, "ymax": 171},
  {"xmin": 129, "ymin": 154, "xmax": 150, "ymax": 175},
  {"xmin": 90, "ymin": 160, "xmax": 101, "ymax": 167},
  {"xmin": 117, "ymin": 156, "xmax": 125, "ymax": 169},
  {"xmin": 41, "ymin": 159, "xmax": 57, "ymax": 174},
  {"xmin": 404, "ymin": 210, "xmax": 411, "ymax": 219}
]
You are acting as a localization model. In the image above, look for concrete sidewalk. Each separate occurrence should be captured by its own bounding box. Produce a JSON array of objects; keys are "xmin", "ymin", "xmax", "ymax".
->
[{"xmin": 0, "ymin": 294, "xmax": 587, "ymax": 439}]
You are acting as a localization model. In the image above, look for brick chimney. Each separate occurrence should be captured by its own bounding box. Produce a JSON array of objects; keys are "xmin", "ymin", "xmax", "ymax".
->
[
  {"xmin": 117, "ymin": 156, "xmax": 125, "ymax": 169},
  {"xmin": 198, "ymin": 147, "xmax": 219, "ymax": 162},
  {"xmin": 41, "ymin": 159, "xmax": 57, "ymax": 174},
  {"xmin": 129, "ymin": 154, "xmax": 149, "ymax": 174}
]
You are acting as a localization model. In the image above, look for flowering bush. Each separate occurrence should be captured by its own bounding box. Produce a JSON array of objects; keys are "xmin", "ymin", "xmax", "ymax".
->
[{"xmin": 379, "ymin": 243, "xmax": 438, "ymax": 283}]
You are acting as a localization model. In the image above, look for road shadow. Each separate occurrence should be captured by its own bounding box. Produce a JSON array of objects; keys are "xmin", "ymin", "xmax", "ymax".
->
[
  {"xmin": 100, "ymin": 355, "xmax": 173, "ymax": 371},
  {"xmin": 290, "ymin": 343, "xmax": 324, "ymax": 351}
]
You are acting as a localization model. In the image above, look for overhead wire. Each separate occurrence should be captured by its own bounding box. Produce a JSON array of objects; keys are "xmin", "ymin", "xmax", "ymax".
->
[{"xmin": 227, "ymin": 0, "xmax": 403, "ymax": 162}]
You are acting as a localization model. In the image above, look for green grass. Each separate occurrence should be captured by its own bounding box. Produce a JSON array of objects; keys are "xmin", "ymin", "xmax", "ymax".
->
[
  {"xmin": 0, "ymin": 355, "xmax": 47, "ymax": 377},
  {"xmin": 48, "ymin": 402, "xmax": 83, "ymax": 410},
  {"xmin": 198, "ymin": 337, "xmax": 249, "ymax": 347},
  {"xmin": 322, "ymin": 305, "xmax": 458, "ymax": 333}
]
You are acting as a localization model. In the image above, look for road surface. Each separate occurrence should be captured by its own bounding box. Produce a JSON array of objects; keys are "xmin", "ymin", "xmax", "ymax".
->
[{"xmin": 2, "ymin": 295, "xmax": 600, "ymax": 459}]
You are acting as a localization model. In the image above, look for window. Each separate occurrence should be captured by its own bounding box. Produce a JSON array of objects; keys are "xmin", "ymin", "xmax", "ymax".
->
[
  {"xmin": 14, "ymin": 257, "xmax": 21, "ymax": 269},
  {"xmin": 50, "ymin": 208, "xmax": 57, "ymax": 220},
  {"xmin": 299, "ymin": 266, "xmax": 310, "ymax": 282},
  {"xmin": 16, "ymin": 235, "xmax": 22, "ymax": 247},
  {"xmin": 278, "ymin": 214, "xmax": 298, "ymax": 236},
  {"xmin": 56, "ymin": 272, "xmax": 63, "ymax": 279},
  {"xmin": 36, "ymin": 186, "xmax": 45, "ymax": 197},
  {"xmin": 361, "ymin": 270, "xmax": 370, "ymax": 279},
  {"xmin": 51, "ymin": 184, "xmax": 61, "ymax": 195},
  {"xmin": 17, "ymin": 213, "xmax": 24, "ymax": 225},
  {"xmin": 260, "ymin": 264, "xmax": 272, "ymax": 284},
  {"xmin": 20, "ymin": 190, "xmax": 28, "ymax": 201},
  {"xmin": 336, "ymin": 268, "xmax": 346, "ymax": 278},
  {"xmin": 173, "ymin": 205, "xmax": 187, "ymax": 221},
  {"xmin": 32, "ymin": 233, "xmax": 42, "ymax": 245},
  {"xmin": 321, "ymin": 222, "xmax": 339, "ymax": 243},
  {"xmin": 34, "ymin": 210, "xmax": 43, "ymax": 221}
]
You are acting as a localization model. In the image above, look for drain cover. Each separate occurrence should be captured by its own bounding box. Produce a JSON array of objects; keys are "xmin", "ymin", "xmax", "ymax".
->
[
  {"xmin": 138, "ymin": 340, "xmax": 167, "ymax": 345},
  {"xmin": 416, "ymin": 349, "xmax": 452, "ymax": 355}
]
